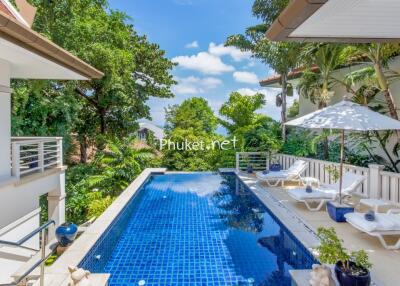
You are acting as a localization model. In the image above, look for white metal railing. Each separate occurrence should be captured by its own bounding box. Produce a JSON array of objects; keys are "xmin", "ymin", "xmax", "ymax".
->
[
  {"xmin": 235, "ymin": 152, "xmax": 270, "ymax": 172},
  {"xmin": 11, "ymin": 137, "xmax": 63, "ymax": 179}
]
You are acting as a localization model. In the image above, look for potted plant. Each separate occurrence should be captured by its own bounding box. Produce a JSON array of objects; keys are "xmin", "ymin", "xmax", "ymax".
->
[
  {"xmin": 316, "ymin": 227, "xmax": 372, "ymax": 286},
  {"xmin": 246, "ymin": 164, "xmax": 253, "ymax": 173}
]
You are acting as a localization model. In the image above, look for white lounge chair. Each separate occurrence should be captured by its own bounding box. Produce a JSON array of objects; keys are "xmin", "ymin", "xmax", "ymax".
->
[
  {"xmin": 256, "ymin": 160, "xmax": 308, "ymax": 187},
  {"xmin": 287, "ymin": 172, "xmax": 366, "ymax": 212},
  {"xmin": 345, "ymin": 210, "xmax": 400, "ymax": 250}
]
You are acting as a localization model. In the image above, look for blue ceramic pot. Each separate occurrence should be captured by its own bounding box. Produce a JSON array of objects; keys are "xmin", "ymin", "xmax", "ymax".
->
[
  {"xmin": 269, "ymin": 164, "xmax": 282, "ymax": 172},
  {"xmin": 335, "ymin": 261, "xmax": 371, "ymax": 286},
  {"xmin": 246, "ymin": 165, "xmax": 253, "ymax": 174},
  {"xmin": 56, "ymin": 222, "xmax": 78, "ymax": 247},
  {"xmin": 327, "ymin": 201, "xmax": 354, "ymax": 223}
]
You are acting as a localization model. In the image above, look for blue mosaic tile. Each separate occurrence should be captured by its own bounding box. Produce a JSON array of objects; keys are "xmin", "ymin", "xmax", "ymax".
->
[{"xmin": 79, "ymin": 173, "xmax": 317, "ymax": 286}]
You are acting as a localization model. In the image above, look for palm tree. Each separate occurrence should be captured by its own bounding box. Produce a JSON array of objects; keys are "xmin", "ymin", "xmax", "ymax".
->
[
  {"xmin": 348, "ymin": 44, "xmax": 400, "ymax": 120},
  {"xmin": 88, "ymin": 136, "xmax": 154, "ymax": 196},
  {"xmin": 297, "ymin": 44, "xmax": 345, "ymax": 159},
  {"xmin": 226, "ymin": 34, "xmax": 301, "ymax": 141}
]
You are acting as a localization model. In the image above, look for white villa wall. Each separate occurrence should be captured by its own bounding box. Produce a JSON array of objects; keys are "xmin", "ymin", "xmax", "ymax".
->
[
  {"xmin": 0, "ymin": 170, "xmax": 65, "ymax": 246},
  {"xmin": 0, "ymin": 59, "xmax": 11, "ymax": 181}
]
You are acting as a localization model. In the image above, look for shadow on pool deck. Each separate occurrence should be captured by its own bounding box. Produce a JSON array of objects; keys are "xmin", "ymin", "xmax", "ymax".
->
[{"xmin": 238, "ymin": 172, "xmax": 399, "ymax": 286}]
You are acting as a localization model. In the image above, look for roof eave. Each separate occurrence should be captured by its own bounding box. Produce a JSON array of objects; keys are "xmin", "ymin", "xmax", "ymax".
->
[
  {"xmin": 0, "ymin": 11, "xmax": 104, "ymax": 79},
  {"xmin": 266, "ymin": 0, "xmax": 327, "ymax": 42}
]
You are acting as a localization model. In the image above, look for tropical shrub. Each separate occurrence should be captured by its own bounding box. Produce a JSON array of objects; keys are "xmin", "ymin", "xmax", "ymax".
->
[
  {"xmin": 87, "ymin": 192, "xmax": 114, "ymax": 219},
  {"xmin": 283, "ymin": 129, "xmax": 316, "ymax": 157}
]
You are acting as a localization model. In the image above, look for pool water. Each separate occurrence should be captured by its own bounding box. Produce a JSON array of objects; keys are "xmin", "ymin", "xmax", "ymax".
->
[{"xmin": 80, "ymin": 173, "xmax": 316, "ymax": 286}]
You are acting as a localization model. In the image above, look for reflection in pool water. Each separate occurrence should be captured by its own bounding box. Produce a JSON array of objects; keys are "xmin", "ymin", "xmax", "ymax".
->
[{"xmin": 80, "ymin": 173, "xmax": 316, "ymax": 286}]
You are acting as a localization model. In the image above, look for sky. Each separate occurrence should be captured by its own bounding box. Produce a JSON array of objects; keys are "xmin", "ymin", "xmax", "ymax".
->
[{"xmin": 108, "ymin": 0, "xmax": 297, "ymax": 129}]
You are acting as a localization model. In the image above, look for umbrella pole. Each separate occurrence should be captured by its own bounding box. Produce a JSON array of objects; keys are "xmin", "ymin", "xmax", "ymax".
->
[{"xmin": 339, "ymin": 129, "xmax": 345, "ymax": 205}]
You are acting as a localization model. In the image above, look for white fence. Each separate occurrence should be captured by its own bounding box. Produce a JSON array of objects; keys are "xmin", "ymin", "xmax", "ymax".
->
[
  {"xmin": 236, "ymin": 152, "xmax": 400, "ymax": 204},
  {"xmin": 11, "ymin": 137, "xmax": 63, "ymax": 179}
]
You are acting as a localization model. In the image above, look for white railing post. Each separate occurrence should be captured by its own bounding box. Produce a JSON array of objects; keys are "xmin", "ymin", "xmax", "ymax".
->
[
  {"xmin": 368, "ymin": 164, "xmax": 385, "ymax": 199},
  {"xmin": 11, "ymin": 142, "xmax": 20, "ymax": 179},
  {"xmin": 38, "ymin": 141, "xmax": 44, "ymax": 173},
  {"xmin": 235, "ymin": 153, "xmax": 240, "ymax": 173},
  {"xmin": 57, "ymin": 138, "xmax": 63, "ymax": 167}
]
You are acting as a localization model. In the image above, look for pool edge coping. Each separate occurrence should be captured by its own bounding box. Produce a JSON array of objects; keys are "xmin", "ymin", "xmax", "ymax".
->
[{"xmin": 39, "ymin": 168, "xmax": 167, "ymax": 286}]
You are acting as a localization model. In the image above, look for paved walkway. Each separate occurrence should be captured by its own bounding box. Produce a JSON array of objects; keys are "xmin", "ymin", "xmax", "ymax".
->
[{"xmin": 237, "ymin": 172, "xmax": 399, "ymax": 286}]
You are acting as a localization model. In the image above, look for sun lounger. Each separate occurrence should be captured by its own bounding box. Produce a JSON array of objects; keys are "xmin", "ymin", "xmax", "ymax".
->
[
  {"xmin": 287, "ymin": 172, "xmax": 366, "ymax": 211},
  {"xmin": 345, "ymin": 210, "xmax": 400, "ymax": 249},
  {"xmin": 256, "ymin": 160, "xmax": 308, "ymax": 187}
]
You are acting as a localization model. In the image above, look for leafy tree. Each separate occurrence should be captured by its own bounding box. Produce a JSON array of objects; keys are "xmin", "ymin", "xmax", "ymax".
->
[
  {"xmin": 219, "ymin": 91, "xmax": 266, "ymax": 149},
  {"xmin": 11, "ymin": 80, "xmax": 81, "ymax": 161},
  {"xmin": 28, "ymin": 0, "xmax": 176, "ymax": 161},
  {"xmin": 226, "ymin": 0, "xmax": 302, "ymax": 140},
  {"xmin": 162, "ymin": 98, "xmax": 225, "ymax": 171},
  {"xmin": 243, "ymin": 116, "xmax": 282, "ymax": 153},
  {"xmin": 165, "ymin": 97, "xmax": 218, "ymax": 134}
]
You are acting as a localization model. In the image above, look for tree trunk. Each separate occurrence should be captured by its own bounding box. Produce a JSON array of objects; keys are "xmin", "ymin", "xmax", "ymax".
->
[
  {"xmin": 79, "ymin": 137, "xmax": 88, "ymax": 164},
  {"xmin": 374, "ymin": 62, "xmax": 399, "ymax": 120},
  {"xmin": 281, "ymin": 73, "xmax": 288, "ymax": 141},
  {"xmin": 323, "ymin": 138, "xmax": 329, "ymax": 160},
  {"xmin": 99, "ymin": 108, "xmax": 106, "ymax": 134}
]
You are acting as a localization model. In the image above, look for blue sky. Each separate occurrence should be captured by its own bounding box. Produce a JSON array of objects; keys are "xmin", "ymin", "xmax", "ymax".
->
[{"xmin": 109, "ymin": 0, "xmax": 296, "ymax": 127}]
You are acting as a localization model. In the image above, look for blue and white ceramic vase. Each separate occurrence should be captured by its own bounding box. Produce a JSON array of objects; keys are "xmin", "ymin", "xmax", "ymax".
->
[{"xmin": 56, "ymin": 222, "xmax": 78, "ymax": 247}]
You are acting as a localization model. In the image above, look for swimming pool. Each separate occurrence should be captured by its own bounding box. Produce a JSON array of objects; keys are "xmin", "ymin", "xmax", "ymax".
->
[{"xmin": 79, "ymin": 173, "xmax": 317, "ymax": 286}]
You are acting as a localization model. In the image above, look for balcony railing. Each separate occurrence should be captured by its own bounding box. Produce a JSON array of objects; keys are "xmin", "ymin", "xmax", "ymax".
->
[{"xmin": 11, "ymin": 137, "xmax": 63, "ymax": 179}]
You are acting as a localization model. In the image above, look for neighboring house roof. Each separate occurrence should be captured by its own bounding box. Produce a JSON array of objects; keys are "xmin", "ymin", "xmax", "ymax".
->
[
  {"xmin": 0, "ymin": 0, "xmax": 103, "ymax": 79},
  {"xmin": 266, "ymin": 0, "xmax": 400, "ymax": 43},
  {"xmin": 139, "ymin": 122, "xmax": 164, "ymax": 140},
  {"xmin": 260, "ymin": 65, "xmax": 318, "ymax": 87}
]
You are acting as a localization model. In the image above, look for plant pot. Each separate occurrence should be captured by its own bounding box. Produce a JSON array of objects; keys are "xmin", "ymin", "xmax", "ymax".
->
[
  {"xmin": 246, "ymin": 165, "xmax": 253, "ymax": 174},
  {"xmin": 335, "ymin": 261, "xmax": 371, "ymax": 286},
  {"xmin": 55, "ymin": 222, "xmax": 78, "ymax": 247},
  {"xmin": 327, "ymin": 201, "xmax": 354, "ymax": 222},
  {"xmin": 269, "ymin": 163, "xmax": 281, "ymax": 172}
]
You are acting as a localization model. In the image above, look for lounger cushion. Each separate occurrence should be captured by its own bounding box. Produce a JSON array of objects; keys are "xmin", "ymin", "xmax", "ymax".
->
[
  {"xmin": 256, "ymin": 171, "xmax": 288, "ymax": 179},
  {"xmin": 320, "ymin": 172, "xmax": 365, "ymax": 195},
  {"xmin": 345, "ymin": 213, "xmax": 400, "ymax": 232},
  {"xmin": 288, "ymin": 188, "xmax": 336, "ymax": 200}
]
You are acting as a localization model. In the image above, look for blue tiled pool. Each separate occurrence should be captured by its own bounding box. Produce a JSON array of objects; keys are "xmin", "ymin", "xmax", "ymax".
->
[{"xmin": 80, "ymin": 173, "xmax": 317, "ymax": 286}]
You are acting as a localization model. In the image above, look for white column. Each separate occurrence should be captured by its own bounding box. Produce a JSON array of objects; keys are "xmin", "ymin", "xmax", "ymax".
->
[
  {"xmin": 47, "ymin": 171, "xmax": 66, "ymax": 240},
  {"xmin": 0, "ymin": 59, "xmax": 11, "ymax": 181},
  {"xmin": 368, "ymin": 164, "xmax": 385, "ymax": 199}
]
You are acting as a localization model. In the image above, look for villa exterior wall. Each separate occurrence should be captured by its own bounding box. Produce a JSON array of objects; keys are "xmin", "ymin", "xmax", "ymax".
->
[
  {"xmin": 0, "ymin": 170, "xmax": 66, "ymax": 248},
  {"xmin": 0, "ymin": 59, "xmax": 11, "ymax": 181}
]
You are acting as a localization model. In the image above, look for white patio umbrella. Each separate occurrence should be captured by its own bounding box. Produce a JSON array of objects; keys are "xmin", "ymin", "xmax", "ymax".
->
[{"xmin": 285, "ymin": 99, "xmax": 400, "ymax": 204}]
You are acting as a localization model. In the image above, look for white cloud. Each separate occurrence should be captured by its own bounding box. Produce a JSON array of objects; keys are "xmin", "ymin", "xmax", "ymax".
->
[
  {"xmin": 172, "ymin": 76, "xmax": 223, "ymax": 95},
  {"xmin": 233, "ymin": 71, "xmax": 259, "ymax": 84},
  {"xmin": 208, "ymin": 42, "xmax": 252, "ymax": 62},
  {"xmin": 185, "ymin": 41, "xmax": 199, "ymax": 49},
  {"xmin": 172, "ymin": 52, "xmax": 235, "ymax": 75}
]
